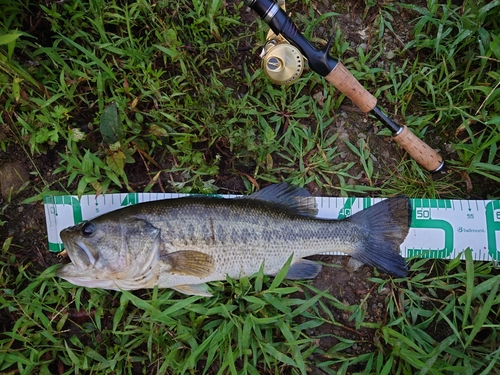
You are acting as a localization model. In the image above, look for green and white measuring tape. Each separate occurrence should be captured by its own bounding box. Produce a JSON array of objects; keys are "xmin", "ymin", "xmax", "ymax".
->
[{"xmin": 44, "ymin": 194, "xmax": 500, "ymax": 262}]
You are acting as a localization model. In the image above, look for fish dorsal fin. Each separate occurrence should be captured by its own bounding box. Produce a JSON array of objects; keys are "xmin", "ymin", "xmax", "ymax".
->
[
  {"xmin": 244, "ymin": 183, "xmax": 318, "ymax": 217},
  {"xmin": 161, "ymin": 250, "xmax": 215, "ymax": 278}
]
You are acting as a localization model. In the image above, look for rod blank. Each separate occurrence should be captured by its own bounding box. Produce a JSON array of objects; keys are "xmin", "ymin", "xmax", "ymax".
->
[{"xmin": 245, "ymin": 0, "xmax": 445, "ymax": 172}]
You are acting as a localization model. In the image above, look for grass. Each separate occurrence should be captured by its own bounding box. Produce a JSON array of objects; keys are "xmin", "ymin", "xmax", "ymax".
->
[
  {"xmin": 0, "ymin": 0, "xmax": 499, "ymax": 373},
  {"xmin": 0, "ymin": 0, "xmax": 495, "ymax": 197},
  {"xmin": 1, "ymin": 239, "xmax": 499, "ymax": 374}
]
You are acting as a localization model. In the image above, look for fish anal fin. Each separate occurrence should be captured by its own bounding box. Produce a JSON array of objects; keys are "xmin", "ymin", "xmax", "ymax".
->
[
  {"xmin": 161, "ymin": 250, "xmax": 215, "ymax": 277},
  {"xmin": 285, "ymin": 259, "xmax": 322, "ymax": 280},
  {"xmin": 171, "ymin": 283, "xmax": 213, "ymax": 297}
]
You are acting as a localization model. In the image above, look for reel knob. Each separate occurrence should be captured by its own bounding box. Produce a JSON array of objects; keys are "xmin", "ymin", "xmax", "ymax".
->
[{"xmin": 262, "ymin": 43, "xmax": 304, "ymax": 85}]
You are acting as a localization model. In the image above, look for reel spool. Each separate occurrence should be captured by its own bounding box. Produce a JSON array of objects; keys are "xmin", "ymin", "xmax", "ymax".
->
[{"xmin": 261, "ymin": 37, "xmax": 304, "ymax": 85}]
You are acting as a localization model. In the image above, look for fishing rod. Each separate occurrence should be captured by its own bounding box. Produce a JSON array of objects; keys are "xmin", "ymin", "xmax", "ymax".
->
[{"xmin": 243, "ymin": 0, "xmax": 445, "ymax": 173}]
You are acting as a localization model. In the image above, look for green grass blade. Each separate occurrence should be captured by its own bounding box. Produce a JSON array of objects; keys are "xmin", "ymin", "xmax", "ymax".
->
[
  {"xmin": 462, "ymin": 249, "xmax": 474, "ymax": 326},
  {"xmin": 464, "ymin": 277, "xmax": 499, "ymax": 347},
  {"xmin": 58, "ymin": 35, "xmax": 117, "ymax": 80}
]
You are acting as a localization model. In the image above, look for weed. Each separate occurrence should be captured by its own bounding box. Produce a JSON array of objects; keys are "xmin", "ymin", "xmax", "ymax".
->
[
  {"xmin": 2, "ymin": 0, "xmax": 498, "ymax": 195},
  {"xmin": 342, "ymin": 138, "xmax": 375, "ymax": 186},
  {"xmin": 2, "ymin": 243, "xmax": 499, "ymax": 374},
  {"xmin": 0, "ymin": 0, "xmax": 500, "ymax": 373},
  {"xmin": 401, "ymin": 1, "xmax": 499, "ymax": 155}
]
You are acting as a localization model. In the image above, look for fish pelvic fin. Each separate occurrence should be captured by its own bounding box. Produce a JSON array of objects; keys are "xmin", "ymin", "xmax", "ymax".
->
[
  {"xmin": 171, "ymin": 283, "xmax": 213, "ymax": 297},
  {"xmin": 161, "ymin": 250, "xmax": 215, "ymax": 278},
  {"xmin": 349, "ymin": 197, "xmax": 410, "ymax": 278},
  {"xmin": 244, "ymin": 183, "xmax": 318, "ymax": 217}
]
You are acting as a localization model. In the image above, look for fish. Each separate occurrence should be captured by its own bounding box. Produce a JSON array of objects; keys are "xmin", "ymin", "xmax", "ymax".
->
[{"xmin": 56, "ymin": 183, "xmax": 410, "ymax": 296}]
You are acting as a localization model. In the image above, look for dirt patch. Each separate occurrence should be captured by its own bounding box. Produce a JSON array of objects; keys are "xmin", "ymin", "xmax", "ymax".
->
[{"xmin": 301, "ymin": 254, "xmax": 394, "ymax": 372}]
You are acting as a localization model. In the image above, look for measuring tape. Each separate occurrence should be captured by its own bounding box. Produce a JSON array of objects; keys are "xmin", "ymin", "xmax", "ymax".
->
[{"xmin": 44, "ymin": 194, "xmax": 500, "ymax": 262}]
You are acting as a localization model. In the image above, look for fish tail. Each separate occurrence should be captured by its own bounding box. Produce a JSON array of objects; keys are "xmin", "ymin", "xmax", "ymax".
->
[{"xmin": 349, "ymin": 197, "xmax": 410, "ymax": 277}]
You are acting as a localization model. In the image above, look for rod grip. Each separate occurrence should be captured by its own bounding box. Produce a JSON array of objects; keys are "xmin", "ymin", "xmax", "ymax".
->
[
  {"xmin": 393, "ymin": 126, "xmax": 444, "ymax": 172},
  {"xmin": 324, "ymin": 62, "xmax": 377, "ymax": 113}
]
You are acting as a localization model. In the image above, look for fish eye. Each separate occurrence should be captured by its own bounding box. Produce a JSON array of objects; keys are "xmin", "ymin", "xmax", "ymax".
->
[{"xmin": 81, "ymin": 222, "xmax": 96, "ymax": 237}]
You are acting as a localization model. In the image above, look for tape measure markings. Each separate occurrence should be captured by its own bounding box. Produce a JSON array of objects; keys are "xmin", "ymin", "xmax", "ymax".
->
[{"xmin": 43, "ymin": 194, "xmax": 500, "ymax": 262}]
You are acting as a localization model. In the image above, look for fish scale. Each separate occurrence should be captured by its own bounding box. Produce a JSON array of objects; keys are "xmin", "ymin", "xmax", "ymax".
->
[
  {"xmin": 56, "ymin": 184, "xmax": 410, "ymax": 296},
  {"xmin": 156, "ymin": 200, "xmax": 355, "ymax": 253}
]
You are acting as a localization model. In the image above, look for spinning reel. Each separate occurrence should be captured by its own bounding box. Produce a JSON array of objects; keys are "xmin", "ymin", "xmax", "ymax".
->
[
  {"xmin": 261, "ymin": 36, "xmax": 304, "ymax": 85},
  {"xmin": 259, "ymin": 1, "xmax": 304, "ymax": 85}
]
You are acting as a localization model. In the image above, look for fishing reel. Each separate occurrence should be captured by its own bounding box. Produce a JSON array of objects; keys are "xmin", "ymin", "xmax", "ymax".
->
[
  {"xmin": 258, "ymin": 0, "xmax": 305, "ymax": 85},
  {"xmin": 260, "ymin": 32, "xmax": 305, "ymax": 85}
]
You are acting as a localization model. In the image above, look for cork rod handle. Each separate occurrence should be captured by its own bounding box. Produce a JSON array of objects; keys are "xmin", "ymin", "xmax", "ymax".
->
[
  {"xmin": 324, "ymin": 62, "xmax": 377, "ymax": 112},
  {"xmin": 393, "ymin": 126, "xmax": 444, "ymax": 172}
]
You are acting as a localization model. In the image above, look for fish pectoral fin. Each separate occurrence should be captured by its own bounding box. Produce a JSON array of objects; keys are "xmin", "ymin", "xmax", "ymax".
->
[
  {"xmin": 161, "ymin": 250, "xmax": 215, "ymax": 277},
  {"xmin": 171, "ymin": 283, "xmax": 213, "ymax": 297},
  {"xmin": 285, "ymin": 259, "xmax": 322, "ymax": 280}
]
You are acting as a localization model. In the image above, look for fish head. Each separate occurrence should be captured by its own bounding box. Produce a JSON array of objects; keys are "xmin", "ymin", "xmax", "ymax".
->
[{"xmin": 57, "ymin": 214, "xmax": 161, "ymax": 290}]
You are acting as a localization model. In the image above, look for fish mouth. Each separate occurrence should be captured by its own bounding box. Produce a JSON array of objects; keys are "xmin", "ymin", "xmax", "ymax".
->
[
  {"xmin": 56, "ymin": 263, "xmax": 121, "ymax": 290},
  {"xmin": 60, "ymin": 230, "xmax": 97, "ymax": 271}
]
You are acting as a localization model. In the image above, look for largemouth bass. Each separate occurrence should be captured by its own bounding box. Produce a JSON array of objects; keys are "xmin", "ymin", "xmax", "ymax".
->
[{"xmin": 57, "ymin": 183, "xmax": 410, "ymax": 296}]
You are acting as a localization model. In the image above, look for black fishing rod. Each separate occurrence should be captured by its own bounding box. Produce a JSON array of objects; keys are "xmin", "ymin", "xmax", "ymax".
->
[{"xmin": 243, "ymin": 0, "xmax": 445, "ymax": 172}]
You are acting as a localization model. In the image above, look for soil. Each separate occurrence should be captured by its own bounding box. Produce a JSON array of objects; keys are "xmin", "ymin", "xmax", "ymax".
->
[{"xmin": 0, "ymin": 0, "xmax": 495, "ymax": 374}]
